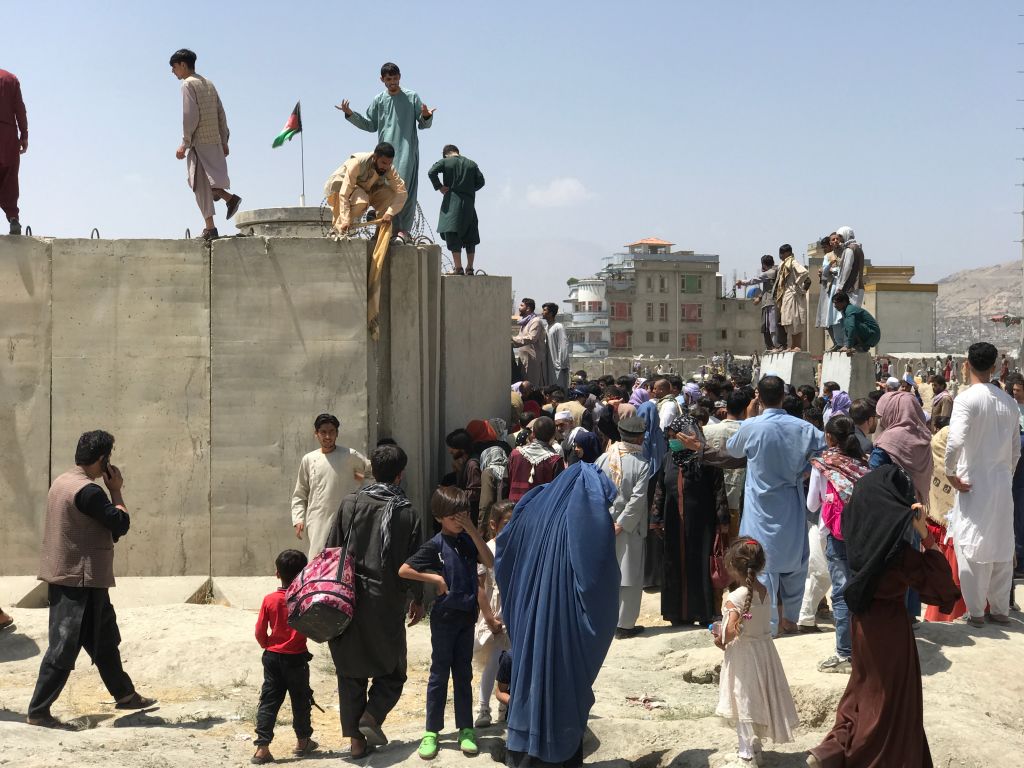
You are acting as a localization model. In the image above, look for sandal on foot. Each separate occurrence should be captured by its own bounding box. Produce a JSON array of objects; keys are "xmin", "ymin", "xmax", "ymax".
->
[
  {"xmin": 251, "ymin": 749, "xmax": 275, "ymax": 764},
  {"xmin": 449, "ymin": 267, "xmax": 465, "ymax": 276},
  {"xmin": 359, "ymin": 715, "xmax": 388, "ymax": 747},
  {"xmin": 293, "ymin": 738, "xmax": 318, "ymax": 756},
  {"xmin": 26, "ymin": 714, "xmax": 71, "ymax": 729},
  {"xmin": 465, "ymin": 267, "xmax": 475, "ymax": 276},
  {"xmin": 226, "ymin": 195, "xmax": 243, "ymax": 220},
  {"xmin": 115, "ymin": 692, "xmax": 158, "ymax": 710},
  {"xmin": 201, "ymin": 228, "xmax": 219, "ymax": 242}
]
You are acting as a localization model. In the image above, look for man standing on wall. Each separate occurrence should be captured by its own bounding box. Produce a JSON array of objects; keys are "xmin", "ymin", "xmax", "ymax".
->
[
  {"xmin": 0, "ymin": 68, "xmax": 27, "ymax": 235},
  {"xmin": 292, "ymin": 413, "xmax": 370, "ymax": 557},
  {"xmin": 511, "ymin": 298, "xmax": 549, "ymax": 389},
  {"xmin": 337, "ymin": 63, "xmax": 435, "ymax": 244},
  {"xmin": 773, "ymin": 244, "xmax": 810, "ymax": 352},
  {"xmin": 170, "ymin": 49, "xmax": 242, "ymax": 242},
  {"xmin": 427, "ymin": 144, "xmax": 484, "ymax": 275},
  {"xmin": 543, "ymin": 302, "xmax": 570, "ymax": 392},
  {"xmin": 28, "ymin": 431, "xmax": 157, "ymax": 727}
]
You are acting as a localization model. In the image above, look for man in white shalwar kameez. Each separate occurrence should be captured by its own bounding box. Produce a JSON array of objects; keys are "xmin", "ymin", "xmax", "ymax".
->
[
  {"xmin": 170, "ymin": 49, "xmax": 242, "ymax": 241},
  {"xmin": 595, "ymin": 417, "xmax": 651, "ymax": 638},
  {"xmin": 542, "ymin": 302, "xmax": 570, "ymax": 392},
  {"xmin": 291, "ymin": 413, "xmax": 370, "ymax": 556},
  {"xmin": 944, "ymin": 342, "xmax": 1021, "ymax": 625}
]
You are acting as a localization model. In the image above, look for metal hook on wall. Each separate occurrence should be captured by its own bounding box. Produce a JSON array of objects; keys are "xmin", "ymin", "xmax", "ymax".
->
[
  {"xmin": 24, "ymin": 225, "xmax": 31, "ymax": 236},
  {"xmin": 185, "ymin": 228, "xmax": 191, "ymax": 239},
  {"xmin": 90, "ymin": 228, "xmax": 100, "ymax": 239}
]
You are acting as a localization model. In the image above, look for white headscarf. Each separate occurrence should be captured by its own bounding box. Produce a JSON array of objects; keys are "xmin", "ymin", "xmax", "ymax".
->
[{"xmin": 836, "ymin": 226, "xmax": 857, "ymax": 245}]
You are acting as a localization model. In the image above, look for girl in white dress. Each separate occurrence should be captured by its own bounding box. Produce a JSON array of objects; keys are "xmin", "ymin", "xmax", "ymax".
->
[{"xmin": 713, "ymin": 538, "xmax": 799, "ymax": 765}]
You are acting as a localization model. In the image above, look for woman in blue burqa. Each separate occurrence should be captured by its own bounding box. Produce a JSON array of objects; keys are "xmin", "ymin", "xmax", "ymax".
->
[{"xmin": 495, "ymin": 461, "xmax": 620, "ymax": 768}]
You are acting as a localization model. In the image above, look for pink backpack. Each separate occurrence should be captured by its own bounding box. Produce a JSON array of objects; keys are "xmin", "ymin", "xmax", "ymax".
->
[{"xmin": 286, "ymin": 544, "xmax": 356, "ymax": 643}]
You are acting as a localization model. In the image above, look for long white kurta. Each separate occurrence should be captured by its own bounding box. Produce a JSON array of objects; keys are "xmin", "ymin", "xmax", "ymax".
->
[
  {"xmin": 944, "ymin": 383, "xmax": 1021, "ymax": 563},
  {"xmin": 291, "ymin": 447, "xmax": 370, "ymax": 556},
  {"xmin": 546, "ymin": 322, "xmax": 570, "ymax": 391},
  {"xmin": 595, "ymin": 448, "xmax": 651, "ymax": 587}
]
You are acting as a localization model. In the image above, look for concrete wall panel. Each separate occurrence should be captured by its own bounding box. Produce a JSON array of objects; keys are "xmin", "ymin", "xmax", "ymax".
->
[
  {"xmin": 820, "ymin": 352, "xmax": 876, "ymax": 401},
  {"xmin": 210, "ymin": 237, "xmax": 368, "ymax": 576},
  {"xmin": 0, "ymin": 238, "xmax": 52, "ymax": 575},
  {"xmin": 440, "ymin": 274, "xmax": 512, "ymax": 436},
  {"xmin": 50, "ymin": 239, "xmax": 211, "ymax": 576},
  {"xmin": 383, "ymin": 245, "xmax": 441, "ymax": 529}
]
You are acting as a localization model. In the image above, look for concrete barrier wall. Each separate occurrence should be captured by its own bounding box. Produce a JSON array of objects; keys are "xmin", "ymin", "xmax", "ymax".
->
[
  {"xmin": 209, "ymin": 237, "xmax": 369, "ymax": 576},
  {"xmin": 0, "ymin": 238, "xmax": 51, "ymax": 575},
  {"xmin": 0, "ymin": 236, "xmax": 510, "ymax": 579},
  {"xmin": 441, "ymin": 274, "xmax": 513, "ymax": 436},
  {"xmin": 50, "ymin": 239, "xmax": 212, "ymax": 577}
]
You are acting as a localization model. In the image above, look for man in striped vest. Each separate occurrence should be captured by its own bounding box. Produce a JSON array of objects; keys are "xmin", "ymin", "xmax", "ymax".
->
[
  {"xmin": 170, "ymin": 48, "xmax": 242, "ymax": 241},
  {"xmin": 27, "ymin": 430, "xmax": 156, "ymax": 727}
]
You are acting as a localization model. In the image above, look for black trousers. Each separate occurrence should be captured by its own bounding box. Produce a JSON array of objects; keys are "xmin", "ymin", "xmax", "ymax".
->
[
  {"xmin": 28, "ymin": 585, "xmax": 135, "ymax": 717},
  {"xmin": 333, "ymin": 659, "xmax": 408, "ymax": 737},
  {"xmin": 254, "ymin": 650, "xmax": 314, "ymax": 746}
]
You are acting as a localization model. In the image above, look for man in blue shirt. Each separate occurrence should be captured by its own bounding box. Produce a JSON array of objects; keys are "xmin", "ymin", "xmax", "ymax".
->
[{"xmin": 726, "ymin": 376, "xmax": 826, "ymax": 635}]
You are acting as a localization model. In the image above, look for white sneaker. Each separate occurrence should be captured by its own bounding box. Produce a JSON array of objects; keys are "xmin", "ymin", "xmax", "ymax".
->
[
  {"xmin": 817, "ymin": 654, "xmax": 852, "ymax": 673},
  {"xmin": 474, "ymin": 712, "xmax": 492, "ymax": 728}
]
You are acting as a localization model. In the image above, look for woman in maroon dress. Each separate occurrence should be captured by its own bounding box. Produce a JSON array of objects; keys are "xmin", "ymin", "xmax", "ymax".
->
[{"xmin": 807, "ymin": 465, "xmax": 960, "ymax": 768}]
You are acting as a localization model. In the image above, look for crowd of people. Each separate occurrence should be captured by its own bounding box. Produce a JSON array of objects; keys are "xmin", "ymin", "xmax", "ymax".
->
[{"xmin": 10, "ymin": 338, "xmax": 1023, "ymax": 766}]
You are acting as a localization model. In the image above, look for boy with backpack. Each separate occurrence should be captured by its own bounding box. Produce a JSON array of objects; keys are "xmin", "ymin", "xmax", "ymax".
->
[
  {"xmin": 252, "ymin": 549, "xmax": 317, "ymax": 764},
  {"xmin": 398, "ymin": 486, "xmax": 494, "ymax": 759}
]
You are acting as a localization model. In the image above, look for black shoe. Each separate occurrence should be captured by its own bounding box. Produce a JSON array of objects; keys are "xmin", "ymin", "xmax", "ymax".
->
[
  {"xmin": 615, "ymin": 625, "xmax": 645, "ymax": 639},
  {"xmin": 201, "ymin": 227, "xmax": 219, "ymax": 242},
  {"xmin": 8, "ymin": 218, "xmax": 21, "ymax": 236},
  {"xmin": 226, "ymin": 195, "xmax": 242, "ymax": 220},
  {"xmin": 115, "ymin": 692, "xmax": 158, "ymax": 710}
]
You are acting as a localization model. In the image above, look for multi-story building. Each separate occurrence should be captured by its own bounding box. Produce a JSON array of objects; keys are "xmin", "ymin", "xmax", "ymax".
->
[
  {"xmin": 564, "ymin": 238, "xmax": 763, "ymax": 358},
  {"xmin": 564, "ymin": 277, "xmax": 609, "ymax": 357}
]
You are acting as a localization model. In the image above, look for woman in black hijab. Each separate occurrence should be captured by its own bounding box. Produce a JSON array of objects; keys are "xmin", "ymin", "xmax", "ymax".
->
[
  {"xmin": 808, "ymin": 465, "xmax": 960, "ymax": 768},
  {"xmin": 650, "ymin": 413, "xmax": 729, "ymax": 627}
]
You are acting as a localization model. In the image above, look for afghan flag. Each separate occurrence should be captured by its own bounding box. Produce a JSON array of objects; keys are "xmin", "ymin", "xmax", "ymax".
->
[{"xmin": 272, "ymin": 101, "xmax": 302, "ymax": 148}]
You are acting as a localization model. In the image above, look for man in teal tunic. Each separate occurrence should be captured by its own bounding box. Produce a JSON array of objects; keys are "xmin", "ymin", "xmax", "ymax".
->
[
  {"xmin": 337, "ymin": 62, "xmax": 434, "ymax": 242},
  {"xmin": 832, "ymin": 291, "xmax": 881, "ymax": 353},
  {"xmin": 427, "ymin": 145, "xmax": 485, "ymax": 275}
]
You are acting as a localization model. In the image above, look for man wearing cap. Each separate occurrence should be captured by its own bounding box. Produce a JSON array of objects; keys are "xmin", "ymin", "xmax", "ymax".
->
[
  {"xmin": 562, "ymin": 387, "xmax": 588, "ymax": 428},
  {"xmin": 595, "ymin": 417, "xmax": 651, "ymax": 638},
  {"xmin": 553, "ymin": 409, "xmax": 575, "ymax": 449}
]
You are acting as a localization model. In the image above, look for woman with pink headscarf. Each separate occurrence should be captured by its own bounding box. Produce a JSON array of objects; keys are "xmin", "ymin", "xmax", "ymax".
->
[{"xmin": 869, "ymin": 391, "xmax": 933, "ymax": 502}]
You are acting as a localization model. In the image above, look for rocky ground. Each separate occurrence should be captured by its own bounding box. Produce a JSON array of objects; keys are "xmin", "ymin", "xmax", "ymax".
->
[{"xmin": 1, "ymin": 590, "xmax": 1022, "ymax": 768}]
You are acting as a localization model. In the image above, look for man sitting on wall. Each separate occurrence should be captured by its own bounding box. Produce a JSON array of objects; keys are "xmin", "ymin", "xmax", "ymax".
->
[{"xmin": 832, "ymin": 291, "xmax": 880, "ymax": 354}]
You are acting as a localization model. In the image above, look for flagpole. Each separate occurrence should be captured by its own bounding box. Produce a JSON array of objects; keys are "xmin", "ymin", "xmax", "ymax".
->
[{"xmin": 299, "ymin": 104, "xmax": 306, "ymax": 206}]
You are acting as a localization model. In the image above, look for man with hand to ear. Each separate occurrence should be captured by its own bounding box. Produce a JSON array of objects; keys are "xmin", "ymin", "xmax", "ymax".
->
[{"xmin": 28, "ymin": 430, "xmax": 156, "ymax": 728}]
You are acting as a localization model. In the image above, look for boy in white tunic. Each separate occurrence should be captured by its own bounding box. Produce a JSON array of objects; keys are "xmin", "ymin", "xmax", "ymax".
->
[
  {"xmin": 291, "ymin": 414, "xmax": 370, "ymax": 556},
  {"xmin": 944, "ymin": 342, "xmax": 1020, "ymax": 626}
]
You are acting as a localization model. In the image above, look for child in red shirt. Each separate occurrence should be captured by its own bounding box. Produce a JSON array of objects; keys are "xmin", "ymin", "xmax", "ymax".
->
[{"xmin": 252, "ymin": 549, "xmax": 317, "ymax": 764}]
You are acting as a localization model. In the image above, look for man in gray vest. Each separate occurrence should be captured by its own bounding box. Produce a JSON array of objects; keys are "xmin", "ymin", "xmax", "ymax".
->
[
  {"xmin": 170, "ymin": 48, "xmax": 242, "ymax": 241},
  {"xmin": 27, "ymin": 430, "xmax": 156, "ymax": 727}
]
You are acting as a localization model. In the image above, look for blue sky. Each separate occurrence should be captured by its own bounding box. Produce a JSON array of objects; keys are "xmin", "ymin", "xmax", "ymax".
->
[{"xmin": 6, "ymin": 2, "xmax": 1022, "ymax": 307}]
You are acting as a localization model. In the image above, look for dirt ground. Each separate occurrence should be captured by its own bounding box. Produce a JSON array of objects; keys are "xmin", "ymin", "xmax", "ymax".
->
[{"xmin": 1, "ymin": 590, "xmax": 1022, "ymax": 768}]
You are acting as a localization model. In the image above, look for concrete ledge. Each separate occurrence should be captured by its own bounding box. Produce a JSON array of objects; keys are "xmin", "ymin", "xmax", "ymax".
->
[
  {"xmin": 820, "ymin": 351, "xmax": 876, "ymax": 400},
  {"xmin": 209, "ymin": 576, "xmax": 281, "ymax": 611},
  {"xmin": 760, "ymin": 351, "xmax": 815, "ymax": 389}
]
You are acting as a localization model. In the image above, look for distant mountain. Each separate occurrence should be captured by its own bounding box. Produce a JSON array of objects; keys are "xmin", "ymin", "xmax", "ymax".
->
[{"xmin": 935, "ymin": 260, "xmax": 1022, "ymax": 352}]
